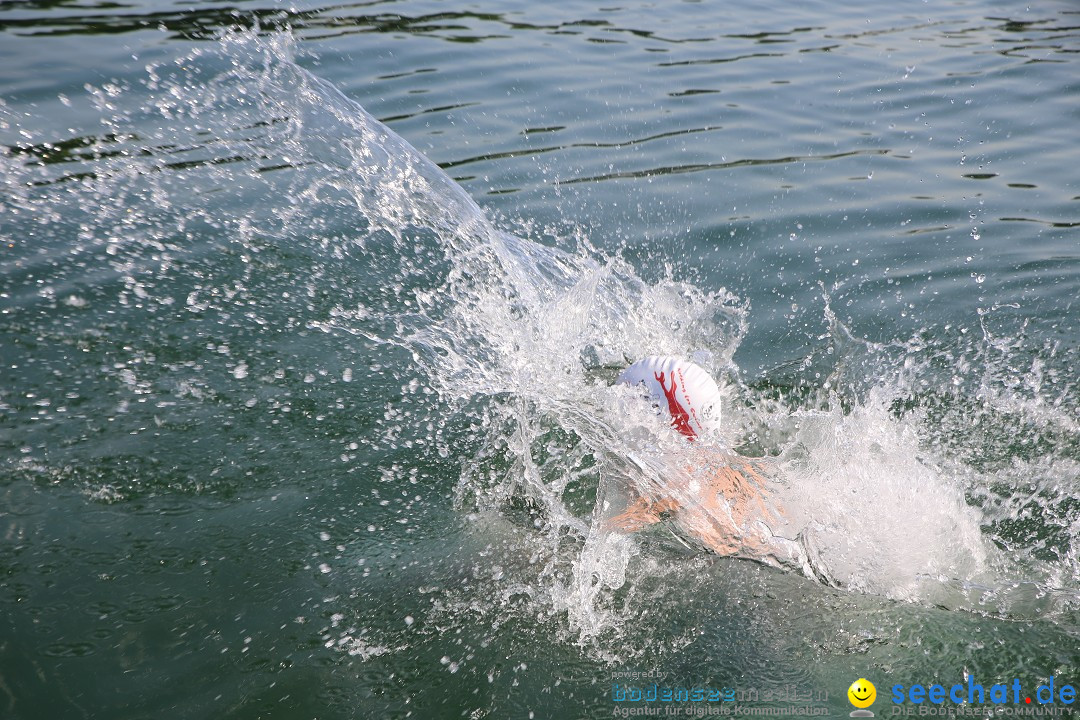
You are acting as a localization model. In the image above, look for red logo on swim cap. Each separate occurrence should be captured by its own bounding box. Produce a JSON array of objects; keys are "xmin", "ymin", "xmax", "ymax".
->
[{"xmin": 654, "ymin": 371, "xmax": 696, "ymax": 440}]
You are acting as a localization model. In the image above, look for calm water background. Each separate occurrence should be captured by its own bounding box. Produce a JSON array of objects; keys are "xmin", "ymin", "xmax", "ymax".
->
[{"xmin": 1, "ymin": 0, "xmax": 1079, "ymax": 718}]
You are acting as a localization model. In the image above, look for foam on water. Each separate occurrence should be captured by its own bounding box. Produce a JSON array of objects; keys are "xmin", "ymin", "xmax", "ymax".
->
[{"xmin": 4, "ymin": 30, "xmax": 1077, "ymax": 650}]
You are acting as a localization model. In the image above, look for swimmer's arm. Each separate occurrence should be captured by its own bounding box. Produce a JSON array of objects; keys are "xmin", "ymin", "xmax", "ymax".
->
[
  {"xmin": 605, "ymin": 454, "xmax": 777, "ymax": 535},
  {"xmin": 605, "ymin": 496, "xmax": 678, "ymax": 532}
]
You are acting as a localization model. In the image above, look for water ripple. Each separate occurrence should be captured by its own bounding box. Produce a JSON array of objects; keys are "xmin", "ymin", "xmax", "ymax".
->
[{"xmin": 561, "ymin": 148, "xmax": 892, "ymax": 185}]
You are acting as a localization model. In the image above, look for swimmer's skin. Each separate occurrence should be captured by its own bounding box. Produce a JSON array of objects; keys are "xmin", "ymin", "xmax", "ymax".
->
[{"xmin": 607, "ymin": 450, "xmax": 780, "ymax": 558}]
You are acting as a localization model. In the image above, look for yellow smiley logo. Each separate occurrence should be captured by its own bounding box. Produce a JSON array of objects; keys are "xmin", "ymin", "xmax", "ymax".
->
[{"xmin": 848, "ymin": 678, "xmax": 876, "ymax": 709}]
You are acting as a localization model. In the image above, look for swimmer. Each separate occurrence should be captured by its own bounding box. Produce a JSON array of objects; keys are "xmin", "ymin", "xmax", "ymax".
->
[{"xmin": 608, "ymin": 356, "xmax": 806, "ymax": 571}]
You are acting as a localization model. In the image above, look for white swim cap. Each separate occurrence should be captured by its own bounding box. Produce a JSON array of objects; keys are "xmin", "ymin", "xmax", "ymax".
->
[{"xmin": 617, "ymin": 356, "xmax": 723, "ymax": 441}]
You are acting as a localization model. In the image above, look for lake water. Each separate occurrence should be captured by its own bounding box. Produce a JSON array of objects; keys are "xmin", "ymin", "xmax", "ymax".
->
[{"xmin": 1, "ymin": 0, "xmax": 1078, "ymax": 718}]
